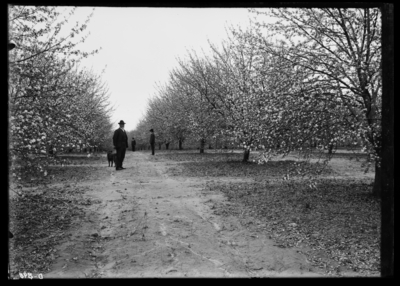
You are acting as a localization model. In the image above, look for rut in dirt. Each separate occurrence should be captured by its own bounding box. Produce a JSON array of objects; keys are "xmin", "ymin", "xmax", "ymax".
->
[{"xmin": 44, "ymin": 151, "xmax": 325, "ymax": 278}]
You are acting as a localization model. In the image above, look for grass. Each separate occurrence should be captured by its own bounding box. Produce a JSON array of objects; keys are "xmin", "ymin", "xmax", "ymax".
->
[{"xmin": 152, "ymin": 149, "xmax": 334, "ymax": 178}]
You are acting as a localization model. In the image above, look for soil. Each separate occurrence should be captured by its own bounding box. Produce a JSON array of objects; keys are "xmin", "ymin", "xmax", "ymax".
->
[{"xmin": 42, "ymin": 151, "xmax": 330, "ymax": 278}]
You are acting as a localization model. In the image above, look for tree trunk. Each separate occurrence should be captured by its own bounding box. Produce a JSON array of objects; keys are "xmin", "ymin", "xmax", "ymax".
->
[
  {"xmin": 328, "ymin": 142, "xmax": 336, "ymax": 154},
  {"xmin": 242, "ymin": 149, "xmax": 250, "ymax": 162},
  {"xmin": 381, "ymin": 4, "xmax": 394, "ymax": 277},
  {"xmin": 165, "ymin": 142, "xmax": 169, "ymax": 150},
  {"xmin": 200, "ymin": 139, "xmax": 205, "ymax": 154},
  {"xmin": 208, "ymin": 143, "xmax": 212, "ymax": 149},
  {"xmin": 178, "ymin": 139, "xmax": 183, "ymax": 150}
]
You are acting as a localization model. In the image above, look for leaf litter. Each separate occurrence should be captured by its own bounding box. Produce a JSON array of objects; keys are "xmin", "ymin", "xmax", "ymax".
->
[
  {"xmin": 9, "ymin": 156, "xmax": 105, "ymax": 278},
  {"xmin": 158, "ymin": 151, "xmax": 380, "ymax": 276},
  {"xmin": 9, "ymin": 151, "xmax": 379, "ymax": 277}
]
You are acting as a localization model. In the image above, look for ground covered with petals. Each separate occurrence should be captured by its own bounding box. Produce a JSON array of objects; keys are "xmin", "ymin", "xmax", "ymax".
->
[{"xmin": 156, "ymin": 149, "xmax": 379, "ymax": 276}]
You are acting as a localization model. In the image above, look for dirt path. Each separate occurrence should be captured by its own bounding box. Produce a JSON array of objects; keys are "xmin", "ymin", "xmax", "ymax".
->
[{"xmin": 44, "ymin": 152, "xmax": 326, "ymax": 278}]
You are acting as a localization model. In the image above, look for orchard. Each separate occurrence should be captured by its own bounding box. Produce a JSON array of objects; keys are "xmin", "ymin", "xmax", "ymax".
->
[
  {"xmin": 134, "ymin": 7, "xmax": 383, "ymax": 196},
  {"xmin": 8, "ymin": 6, "xmax": 392, "ymax": 278},
  {"xmin": 8, "ymin": 6, "xmax": 113, "ymax": 181}
]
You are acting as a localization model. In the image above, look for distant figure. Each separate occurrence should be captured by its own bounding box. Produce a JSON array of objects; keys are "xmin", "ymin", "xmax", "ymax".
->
[
  {"xmin": 113, "ymin": 120, "xmax": 128, "ymax": 170},
  {"xmin": 149, "ymin": 129, "xmax": 155, "ymax": 155},
  {"xmin": 131, "ymin": 137, "xmax": 136, "ymax": 152}
]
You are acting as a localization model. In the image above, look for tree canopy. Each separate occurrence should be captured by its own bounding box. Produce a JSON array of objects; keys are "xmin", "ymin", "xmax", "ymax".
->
[
  {"xmin": 9, "ymin": 6, "xmax": 114, "ymax": 179},
  {"xmin": 134, "ymin": 7, "xmax": 382, "ymax": 195}
]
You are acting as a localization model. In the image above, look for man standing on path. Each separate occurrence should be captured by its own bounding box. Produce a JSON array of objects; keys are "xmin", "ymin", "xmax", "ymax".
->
[
  {"xmin": 131, "ymin": 137, "xmax": 136, "ymax": 152},
  {"xmin": 149, "ymin": 129, "xmax": 155, "ymax": 155},
  {"xmin": 113, "ymin": 120, "xmax": 128, "ymax": 170}
]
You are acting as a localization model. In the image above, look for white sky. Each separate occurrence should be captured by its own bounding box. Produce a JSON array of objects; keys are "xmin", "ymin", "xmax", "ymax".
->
[{"xmin": 60, "ymin": 7, "xmax": 259, "ymax": 131}]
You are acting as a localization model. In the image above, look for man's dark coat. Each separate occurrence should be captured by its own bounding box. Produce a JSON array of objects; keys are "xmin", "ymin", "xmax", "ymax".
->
[
  {"xmin": 150, "ymin": 133, "xmax": 155, "ymax": 145},
  {"xmin": 131, "ymin": 139, "xmax": 136, "ymax": 151},
  {"xmin": 113, "ymin": 128, "xmax": 128, "ymax": 148},
  {"xmin": 113, "ymin": 128, "xmax": 128, "ymax": 168},
  {"xmin": 150, "ymin": 132, "xmax": 155, "ymax": 155}
]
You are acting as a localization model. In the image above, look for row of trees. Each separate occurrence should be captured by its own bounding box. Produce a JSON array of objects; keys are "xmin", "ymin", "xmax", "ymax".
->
[
  {"xmin": 134, "ymin": 8, "xmax": 382, "ymax": 196},
  {"xmin": 8, "ymin": 6, "xmax": 114, "ymax": 177}
]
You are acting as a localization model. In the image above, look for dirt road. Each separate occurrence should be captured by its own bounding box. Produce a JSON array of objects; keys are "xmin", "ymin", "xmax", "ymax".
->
[{"xmin": 44, "ymin": 151, "xmax": 326, "ymax": 278}]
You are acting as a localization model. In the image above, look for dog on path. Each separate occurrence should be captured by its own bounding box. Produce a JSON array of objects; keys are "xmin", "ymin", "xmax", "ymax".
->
[{"xmin": 107, "ymin": 151, "xmax": 117, "ymax": 167}]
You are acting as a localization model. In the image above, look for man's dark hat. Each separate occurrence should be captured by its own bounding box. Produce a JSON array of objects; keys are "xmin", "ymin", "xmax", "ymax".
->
[
  {"xmin": 149, "ymin": 129, "xmax": 154, "ymax": 132},
  {"xmin": 118, "ymin": 120, "xmax": 126, "ymax": 125}
]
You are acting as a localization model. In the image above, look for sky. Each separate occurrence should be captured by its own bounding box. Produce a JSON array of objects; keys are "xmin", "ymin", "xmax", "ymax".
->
[{"xmin": 59, "ymin": 7, "xmax": 259, "ymax": 131}]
